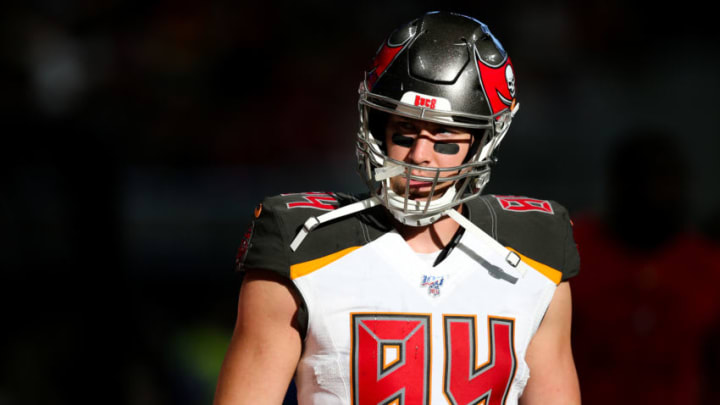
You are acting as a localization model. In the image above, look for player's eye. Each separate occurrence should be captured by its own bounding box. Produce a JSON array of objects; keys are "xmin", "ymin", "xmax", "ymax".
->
[
  {"xmin": 391, "ymin": 133, "xmax": 414, "ymax": 148},
  {"xmin": 397, "ymin": 121, "xmax": 417, "ymax": 132},
  {"xmin": 433, "ymin": 142, "xmax": 461, "ymax": 155}
]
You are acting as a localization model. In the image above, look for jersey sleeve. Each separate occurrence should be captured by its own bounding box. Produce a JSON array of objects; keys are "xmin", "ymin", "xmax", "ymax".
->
[
  {"xmin": 235, "ymin": 196, "xmax": 292, "ymax": 277},
  {"xmin": 233, "ymin": 192, "xmax": 383, "ymax": 338},
  {"xmin": 469, "ymin": 195, "xmax": 580, "ymax": 282},
  {"xmin": 236, "ymin": 192, "xmax": 372, "ymax": 275},
  {"xmin": 554, "ymin": 204, "xmax": 580, "ymax": 281},
  {"xmin": 233, "ymin": 194, "xmax": 317, "ymax": 338}
]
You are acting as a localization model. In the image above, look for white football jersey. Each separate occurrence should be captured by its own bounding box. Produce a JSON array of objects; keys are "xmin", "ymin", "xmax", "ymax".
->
[{"xmin": 237, "ymin": 192, "xmax": 579, "ymax": 405}]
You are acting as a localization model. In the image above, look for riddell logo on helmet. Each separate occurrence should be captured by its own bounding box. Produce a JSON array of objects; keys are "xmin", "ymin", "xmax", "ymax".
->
[{"xmin": 414, "ymin": 95, "xmax": 437, "ymax": 109}]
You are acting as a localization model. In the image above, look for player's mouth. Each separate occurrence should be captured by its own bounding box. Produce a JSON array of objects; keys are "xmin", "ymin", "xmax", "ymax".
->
[{"xmin": 409, "ymin": 180, "xmax": 433, "ymax": 187}]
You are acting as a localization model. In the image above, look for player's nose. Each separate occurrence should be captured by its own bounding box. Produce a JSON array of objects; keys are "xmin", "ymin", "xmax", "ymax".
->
[{"xmin": 407, "ymin": 131, "xmax": 435, "ymax": 164}]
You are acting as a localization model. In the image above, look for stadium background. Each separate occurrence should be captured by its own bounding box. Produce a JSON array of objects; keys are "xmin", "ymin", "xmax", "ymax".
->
[{"xmin": 2, "ymin": 1, "xmax": 719, "ymax": 403}]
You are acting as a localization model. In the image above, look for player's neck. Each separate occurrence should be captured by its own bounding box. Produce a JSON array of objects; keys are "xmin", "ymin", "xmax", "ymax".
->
[{"xmin": 393, "ymin": 205, "xmax": 463, "ymax": 253}]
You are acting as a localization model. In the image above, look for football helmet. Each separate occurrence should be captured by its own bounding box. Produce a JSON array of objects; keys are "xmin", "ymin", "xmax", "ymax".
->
[
  {"xmin": 289, "ymin": 11, "xmax": 521, "ymax": 251},
  {"xmin": 357, "ymin": 11, "xmax": 520, "ymax": 226}
]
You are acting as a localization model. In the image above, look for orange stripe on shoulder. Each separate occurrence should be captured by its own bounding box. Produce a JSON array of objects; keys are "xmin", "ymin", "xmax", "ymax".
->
[
  {"xmin": 506, "ymin": 247, "xmax": 563, "ymax": 285},
  {"xmin": 290, "ymin": 246, "xmax": 360, "ymax": 279}
]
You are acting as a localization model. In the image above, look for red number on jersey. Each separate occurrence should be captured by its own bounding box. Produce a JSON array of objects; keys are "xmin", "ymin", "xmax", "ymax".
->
[
  {"xmin": 284, "ymin": 192, "xmax": 338, "ymax": 211},
  {"xmin": 494, "ymin": 195, "xmax": 554, "ymax": 214},
  {"xmin": 351, "ymin": 314, "xmax": 431, "ymax": 405},
  {"xmin": 443, "ymin": 316, "xmax": 517, "ymax": 405}
]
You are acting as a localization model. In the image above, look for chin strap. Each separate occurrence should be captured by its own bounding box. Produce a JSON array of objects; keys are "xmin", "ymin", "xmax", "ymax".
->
[
  {"xmin": 444, "ymin": 208, "xmax": 526, "ymax": 277},
  {"xmin": 382, "ymin": 182, "xmax": 459, "ymax": 227},
  {"xmin": 386, "ymin": 209, "xmax": 445, "ymax": 227},
  {"xmin": 290, "ymin": 196, "xmax": 383, "ymax": 251}
]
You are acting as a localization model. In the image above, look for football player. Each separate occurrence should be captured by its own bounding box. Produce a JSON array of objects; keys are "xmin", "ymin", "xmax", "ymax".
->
[{"xmin": 215, "ymin": 11, "xmax": 581, "ymax": 405}]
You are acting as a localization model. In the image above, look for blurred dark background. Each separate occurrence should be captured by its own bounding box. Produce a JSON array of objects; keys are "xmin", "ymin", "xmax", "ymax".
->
[{"xmin": 2, "ymin": 1, "xmax": 719, "ymax": 404}]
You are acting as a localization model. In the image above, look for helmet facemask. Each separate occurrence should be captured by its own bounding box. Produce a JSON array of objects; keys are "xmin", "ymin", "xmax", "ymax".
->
[{"xmin": 357, "ymin": 80, "xmax": 517, "ymax": 226}]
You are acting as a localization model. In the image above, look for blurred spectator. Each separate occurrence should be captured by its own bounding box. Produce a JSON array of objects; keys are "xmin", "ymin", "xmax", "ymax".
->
[{"xmin": 570, "ymin": 128, "xmax": 720, "ymax": 404}]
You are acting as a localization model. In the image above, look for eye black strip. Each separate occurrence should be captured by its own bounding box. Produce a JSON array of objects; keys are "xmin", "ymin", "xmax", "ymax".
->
[
  {"xmin": 391, "ymin": 133, "xmax": 461, "ymax": 155},
  {"xmin": 433, "ymin": 143, "xmax": 460, "ymax": 155},
  {"xmin": 391, "ymin": 133, "xmax": 414, "ymax": 147}
]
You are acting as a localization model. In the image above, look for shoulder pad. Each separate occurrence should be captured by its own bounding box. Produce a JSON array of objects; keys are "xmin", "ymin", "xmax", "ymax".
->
[
  {"xmin": 466, "ymin": 195, "xmax": 580, "ymax": 281},
  {"xmin": 236, "ymin": 192, "xmax": 389, "ymax": 278}
]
